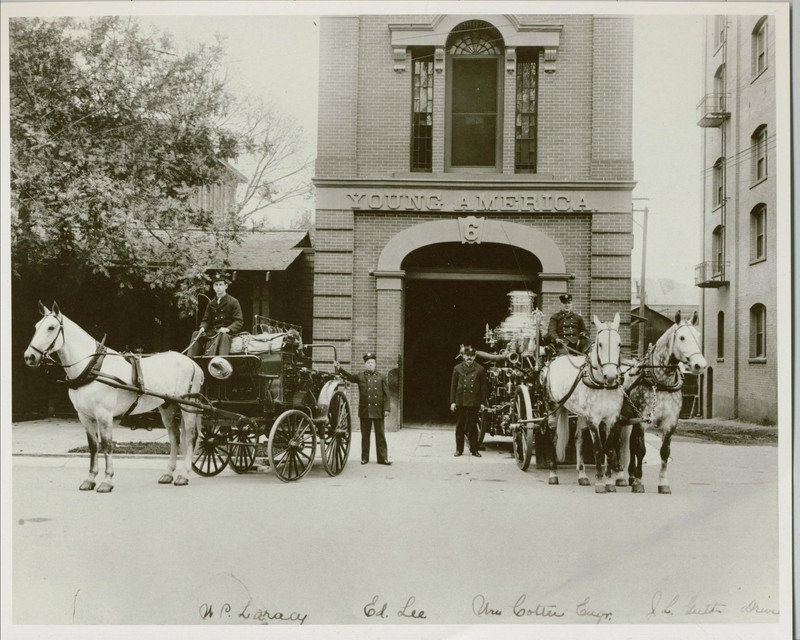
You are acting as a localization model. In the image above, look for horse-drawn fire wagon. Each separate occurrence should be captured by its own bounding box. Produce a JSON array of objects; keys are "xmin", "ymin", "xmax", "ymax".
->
[
  {"xmin": 190, "ymin": 317, "xmax": 353, "ymax": 482},
  {"xmin": 472, "ymin": 291, "xmax": 552, "ymax": 470}
]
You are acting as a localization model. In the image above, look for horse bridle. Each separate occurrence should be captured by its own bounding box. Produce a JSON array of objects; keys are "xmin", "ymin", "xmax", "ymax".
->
[
  {"xmin": 27, "ymin": 312, "xmax": 65, "ymax": 363},
  {"xmin": 668, "ymin": 322, "xmax": 704, "ymax": 365},
  {"xmin": 592, "ymin": 326, "xmax": 621, "ymax": 377}
]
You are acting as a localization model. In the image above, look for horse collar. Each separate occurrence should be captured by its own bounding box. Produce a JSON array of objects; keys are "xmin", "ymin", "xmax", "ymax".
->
[{"xmin": 65, "ymin": 337, "xmax": 108, "ymax": 390}]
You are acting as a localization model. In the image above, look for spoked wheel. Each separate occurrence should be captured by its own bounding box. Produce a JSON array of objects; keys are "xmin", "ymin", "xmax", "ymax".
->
[
  {"xmin": 228, "ymin": 419, "xmax": 259, "ymax": 474},
  {"xmin": 321, "ymin": 390, "xmax": 352, "ymax": 476},
  {"xmin": 511, "ymin": 386, "xmax": 534, "ymax": 471},
  {"xmin": 192, "ymin": 421, "xmax": 229, "ymax": 477},
  {"xmin": 476, "ymin": 410, "xmax": 488, "ymax": 447},
  {"xmin": 268, "ymin": 410, "xmax": 317, "ymax": 482}
]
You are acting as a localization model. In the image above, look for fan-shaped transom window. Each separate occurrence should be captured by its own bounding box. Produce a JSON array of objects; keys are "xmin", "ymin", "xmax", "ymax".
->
[{"xmin": 447, "ymin": 21, "xmax": 503, "ymax": 55}]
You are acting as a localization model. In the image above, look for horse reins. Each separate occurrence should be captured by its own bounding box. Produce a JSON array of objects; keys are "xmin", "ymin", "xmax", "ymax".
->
[{"xmin": 27, "ymin": 312, "xmax": 65, "ymax": 364}]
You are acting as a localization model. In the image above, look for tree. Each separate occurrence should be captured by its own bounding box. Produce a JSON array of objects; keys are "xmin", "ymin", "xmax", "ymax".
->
[{"xmin": 10, "ymin": 16, "xmax": 310, "ymax": 314}]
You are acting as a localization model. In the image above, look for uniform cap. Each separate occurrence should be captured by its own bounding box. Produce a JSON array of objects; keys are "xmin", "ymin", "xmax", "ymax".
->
[
  {"xmin": 559, "ymin": 294, "xmax": 573, "ymax": 304},
  {"xmin": 211, "ymin": 271, "xmax": 232, "ymax": 285},
  {"xmin": 363, "ymin": 351, "xmax": 377, "ymax": 362},
  {"xmin": 462, "ymin": 346, "xmax": 476, "ymax": 357}
]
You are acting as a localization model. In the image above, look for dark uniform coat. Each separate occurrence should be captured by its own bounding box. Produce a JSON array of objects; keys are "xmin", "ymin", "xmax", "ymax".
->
[
  {"xmin": 200, "ymin": 294, "xmax": 244, "ymax": 334},
  {"xmin": 338, "ymin": 368, "xmax": 391, "ymax": 419},
  {"xmin": 450, "ymin": 361, "xmax": 488, "ymax": 408},
  {"xmin": 547, "ymin": 310, "xmax": 588, "ymax": 348}
]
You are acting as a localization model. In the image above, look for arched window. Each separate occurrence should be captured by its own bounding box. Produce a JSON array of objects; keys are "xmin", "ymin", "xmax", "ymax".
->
[
  {"xmin": 716, "ymin": 311, "xmax": 725, "ymax": 359},
  {"xmin": 446, "ymin": 21, "xmax": 504, "ymax": 171},
  {"xmin": 712, "ymin": 225, "xmax": 725, "ymax": 276},
  {"xmin": 750, "ymin": 204, "xmax": 767, "ymax": 262},
  {"xmin": 749, "ymin": 304, "xmax": 767, "ymax": 360},
  {"xmin": 712, "ymin": 157, "xmax": 725, "ymax": 207},
  {"xmin": 752, "ymin": 125, "xmax": 768, "ymax": 183},
  {"xmin": 713, "ymin": 65, "xmax": 726, "ymax": 111},
  {"xmin": 752, "ymin": 17, "xmax": 769, "ymax": 77}
]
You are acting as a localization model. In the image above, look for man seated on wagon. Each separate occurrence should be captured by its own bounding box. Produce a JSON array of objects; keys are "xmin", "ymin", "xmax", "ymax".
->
[
  {"xmin": 187, "ymin": 271, "xmax": 244, "ymax": 357},
  {"xmin": 546, "ymin": 293, "xmax": 590, "ymax": 355}
]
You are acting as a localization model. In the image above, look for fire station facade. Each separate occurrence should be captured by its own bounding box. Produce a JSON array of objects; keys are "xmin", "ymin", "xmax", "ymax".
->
[{"xmin": 312, "ymin": 15, "xmax": 635, "ymax": 429}]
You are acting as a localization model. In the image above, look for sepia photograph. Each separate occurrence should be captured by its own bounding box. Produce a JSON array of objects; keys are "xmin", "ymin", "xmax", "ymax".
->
[{"xmin": 1, "ymin": 1, "xmax": 793, "ymax": 639}]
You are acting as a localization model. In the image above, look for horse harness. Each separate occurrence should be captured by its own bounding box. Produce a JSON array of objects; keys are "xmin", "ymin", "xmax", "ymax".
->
[{"xmin": 40, "ymin": 313, "xmax": 150, "ymax": 419}]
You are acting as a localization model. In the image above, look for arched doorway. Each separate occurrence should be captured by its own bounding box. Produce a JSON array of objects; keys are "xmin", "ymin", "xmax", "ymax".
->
[
  {"xmin": 402, "ymin": 242, "xmax": 542, "ymax": 426},
  {"xmin": 374, "ymin": 218, "xmax": 568, "ymax": 429}
]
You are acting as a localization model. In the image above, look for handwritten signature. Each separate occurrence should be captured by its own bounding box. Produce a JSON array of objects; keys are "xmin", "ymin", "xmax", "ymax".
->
[
  {"xmin": 474, "ymin": 593, "xmax": 614, "ymax": 622},
  {"xmin": 648, "ymin": 591, "xmax": 725, "ymax": 618},
  {"xmin": 198, "ymin": 600, "xmax": 308, "ymax": 625},
  {"xmin": 363, "ymin": 595, "xmax": 427, "ymax": 620}
]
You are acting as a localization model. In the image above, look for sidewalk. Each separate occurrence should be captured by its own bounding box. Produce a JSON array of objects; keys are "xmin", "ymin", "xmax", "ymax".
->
[
  {"xmin": 9, "ymin": 414, "xmax": 769, "ymax": 459},
  {"xmin": 9, "ymin": 416, "xmax": 480, "ymax": 462}
]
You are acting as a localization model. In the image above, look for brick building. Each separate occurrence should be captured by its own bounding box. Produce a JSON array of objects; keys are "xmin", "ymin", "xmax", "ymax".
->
[
  {"xmin": 312, "ymin": 14, "xmax": 635, "ymax": 429},
  {"xmin": 695, "ymin": 14, "xmax": 776, "ymax": 423}
]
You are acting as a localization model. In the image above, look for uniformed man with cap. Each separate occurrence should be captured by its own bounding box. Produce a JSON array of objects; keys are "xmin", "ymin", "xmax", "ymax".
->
[
  {"xmin": 188, "ymin": 272, "xmax": 244, "ymax": 357},
  {"xmin": 546, "ymin": 293, "xmax": 590, "ymax": 355},
  {"xmin": 335, "ymin": 352, "xmax": 392, "ymax": 465},
  {"xmin": 450, "ymin": 346, "xmax": 488, "ymax": 457}
]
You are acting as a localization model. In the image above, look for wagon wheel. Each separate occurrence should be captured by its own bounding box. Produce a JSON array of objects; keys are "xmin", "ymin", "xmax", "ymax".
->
[
  {"xmin": 476, "ymin": 410, "xmax": 488, "ymax": 447},
  {"xmin": 268, "ymin": 410, "xmax": 317, "ymax": 482},
  {"xmin": 227, "ymin": 418, "xmax": 259, "ymax": 474},
  {"xmin": 511, "ymin": 386, "xmax": 534, "ymax": 471},
  {"xmin": 192, "ymin": 421, "xmax": 229, "ymax": 477},
  {"xmin": 321, "ymin": 390, "xmax": 352, "ymax": 476}
]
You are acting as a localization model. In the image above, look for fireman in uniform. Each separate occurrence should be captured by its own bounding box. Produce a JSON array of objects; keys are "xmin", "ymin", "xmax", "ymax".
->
[
  {"xmin": 546, "ymin": 293, "xmax": 590, "ymax": 355},
  {"xmin": 450, "ymin": 346, "xmax": 488, "ymax": 457},
  {"xmin": 335, "ymin": 352, "xmax": 392, "ymax": 465},
  {"xmin": 188, "ymin": 272, "xmax": 244, "ymax": 357}
]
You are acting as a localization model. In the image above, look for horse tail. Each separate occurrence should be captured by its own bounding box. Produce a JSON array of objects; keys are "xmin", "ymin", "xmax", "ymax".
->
[{"xmin": 555, "ymin": 409, "xmax": 569, "ymax": 462}]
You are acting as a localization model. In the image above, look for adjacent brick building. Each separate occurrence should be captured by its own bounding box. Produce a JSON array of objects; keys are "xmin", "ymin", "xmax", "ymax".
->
[
  {"xmin": 313, "ymin": 14, "xmax": 635, "ymax": 429},
  {"xmin": 695, "ymin": 14, "xmax": 777, "ymax": 423}
]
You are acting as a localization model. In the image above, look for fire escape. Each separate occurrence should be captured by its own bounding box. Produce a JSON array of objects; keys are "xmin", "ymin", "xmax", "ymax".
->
[{"xmin": 695, "ymin": 17, "xmax": 730, "ymax": 288}]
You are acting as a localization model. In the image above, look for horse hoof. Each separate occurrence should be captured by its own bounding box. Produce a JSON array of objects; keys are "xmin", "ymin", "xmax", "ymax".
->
[
  {"xmin": 605, "ymin": 484, "xmax": 617, "ymax": 493},
  {"xmin": 658, "ymin": 485, "xmax": 672, "ymax": 495},
  {"xmin": 79, "ymin": 481, "xmax": 96, "ymax": 491},
  {"xmin": 616, "ymin": 478, "xmax": 628, "ymax": 487},
  {"xmin": 595, "ymin": 484, "xmax": 607, "ymax": 494},
  {"xmin": 632, "ymin": 483, "xmax": 645, "ymax": 493},
  {"xmin": 96, "ymin": 483, "xmax": 113, "ymax": 493},
  {"xmin": 548, "ymin": 477, "xmax": 559, "ymax": 485},
  {"xmin": 174, "ymin": 476, "xmax": 189, "ymax": 486},
  {"xmin": 158, "ymin": 474, "xmax": 173, "ymax": 484},
  {"xmin": 578, "ymin": 477, "xmax": 590, "ymax": 486}
]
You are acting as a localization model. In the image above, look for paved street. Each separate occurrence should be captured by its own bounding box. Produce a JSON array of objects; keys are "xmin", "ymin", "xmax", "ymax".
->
[{"xmin": 9, "ymin": 424, "xmax": 782, "ymax": 631}]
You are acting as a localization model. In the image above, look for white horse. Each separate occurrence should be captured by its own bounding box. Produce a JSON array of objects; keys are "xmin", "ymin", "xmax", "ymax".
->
[
  {"xmin": 24, "ymin": 302, "xmax": 204, "ymax": 492},
  {"xmin": 542, "ymin": 313, "xmax": 624, "ymax": 492},
  {"xmin": 617, "ymin": 311, "xmax": 708, "ymax": 494}
]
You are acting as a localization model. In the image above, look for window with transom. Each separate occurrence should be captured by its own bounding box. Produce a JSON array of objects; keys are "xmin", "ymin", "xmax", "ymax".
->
[{"xmin": 445, "ymin": 20, "xmax": 504, "ymax": 171}]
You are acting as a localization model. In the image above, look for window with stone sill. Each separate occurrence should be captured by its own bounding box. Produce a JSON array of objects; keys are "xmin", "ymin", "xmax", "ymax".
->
[
  {"xmin": 749, "ymin": 303, "xmax": 767, "ymax": 360},
  {"xmin": 752, "ymin": 125, "xmax": 769, "ymax": 184},
  {"xmin": 750, "ymin": 203, "xmax": 767, "ymax": 262}
]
